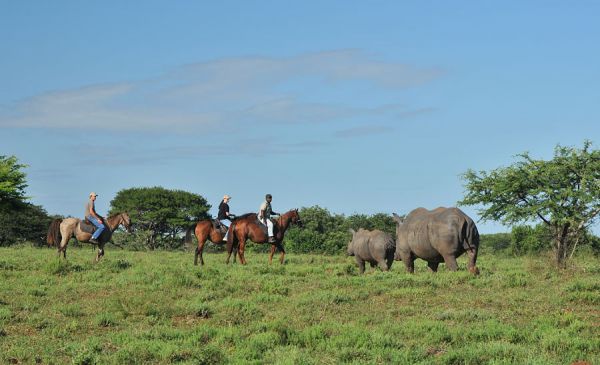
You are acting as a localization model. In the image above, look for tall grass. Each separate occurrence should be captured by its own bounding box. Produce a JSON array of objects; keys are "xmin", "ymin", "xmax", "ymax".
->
[{"xmin": 0, "ymin": 246, "xmax": 598, "ymax": 364}]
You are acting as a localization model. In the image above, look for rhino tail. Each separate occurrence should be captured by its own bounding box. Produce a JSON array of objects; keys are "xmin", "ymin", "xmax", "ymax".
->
[{"xmin": 464, "ymin": 221, "xmax": 480, "ymax": 274}]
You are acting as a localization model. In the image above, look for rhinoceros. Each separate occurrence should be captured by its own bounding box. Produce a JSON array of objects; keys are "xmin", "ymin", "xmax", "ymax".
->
[
  {"xmin": 347, "ymin": 228, "xmax": 395, "ymax": 274},
  {"xmin": 392, "ymin": 207, "xmax": 479, "ymax": 274}
]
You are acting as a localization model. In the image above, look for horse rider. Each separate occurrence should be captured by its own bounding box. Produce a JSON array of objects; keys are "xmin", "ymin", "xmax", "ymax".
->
[
  {"xmin": 259, "ymin": 193, "xmax": 279, "ymax": 243},
  {"xmin": 217, "ymin": 194, "xmax": 235, "ymax": 241},
  {"xmin": 85, "ymin": 192, "xmax": 105, "ymax": 244}
]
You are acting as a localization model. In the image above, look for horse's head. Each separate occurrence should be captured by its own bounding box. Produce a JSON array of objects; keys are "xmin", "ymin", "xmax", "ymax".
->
[
  {"xmin": 121, "ymin": 213, "xmax": 133, "ymax": 233},
  {"xmin": 288, "ymin": 208, "xmax": 302, "ymax": 228}
]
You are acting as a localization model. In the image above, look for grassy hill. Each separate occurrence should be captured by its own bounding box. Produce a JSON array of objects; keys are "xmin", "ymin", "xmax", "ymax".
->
[{"xmin": 0, "ymin": 246, "xmax": 598, "ymax": 364}]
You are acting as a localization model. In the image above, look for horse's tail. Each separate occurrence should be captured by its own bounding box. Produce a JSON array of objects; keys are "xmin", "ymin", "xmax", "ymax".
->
[
  {"xmin": 46, "ymin": 219, "xmax": 63, "ymax": 247},
  {"xmin": 184, "ymin": 224, "xmax": 196, "ymax": 247}
]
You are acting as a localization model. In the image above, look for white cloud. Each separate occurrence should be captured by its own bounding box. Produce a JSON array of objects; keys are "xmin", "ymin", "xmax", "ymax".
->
[{"xmin": 0, "ymin": 50, "xmax": 442, "ymax": 132}]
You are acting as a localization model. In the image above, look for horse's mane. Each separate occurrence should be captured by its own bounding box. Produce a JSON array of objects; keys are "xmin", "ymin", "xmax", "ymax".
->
[
  {"xmin": 106, "ymin": 212, "xmax": 125, "ymax": 220},
  {"xmin": 104, "ymin": 212, "xmax": 128, "ymax": 224},
  {"xmin": 234, "ymin": 213, "xmax": 257, "ymax": 221}
]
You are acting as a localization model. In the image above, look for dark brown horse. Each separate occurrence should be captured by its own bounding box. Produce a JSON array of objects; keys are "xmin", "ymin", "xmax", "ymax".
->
[
  {"xmin": 184, "ymin": 219, "xmax": 232, "ymax": 266},
  {"xmin": 226, "ymin": 209, "xmax": 302, "ymax": 265},
  {"xmin": 47, "ymin": 212, "xmax": 131, "ymax": 262}
]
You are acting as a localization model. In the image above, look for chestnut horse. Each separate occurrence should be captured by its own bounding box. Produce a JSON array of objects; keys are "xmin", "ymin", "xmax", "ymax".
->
[
  {"xmin": 184, "ymin": 219, "xmax": 233, "ymax": 266},
  {"xmin": 46, "ymin": 212, "xmax": 132, "ymax": 262},
  {"xmin": 226, "ymin": 209, "xmax": 302, "ymax": 265}
]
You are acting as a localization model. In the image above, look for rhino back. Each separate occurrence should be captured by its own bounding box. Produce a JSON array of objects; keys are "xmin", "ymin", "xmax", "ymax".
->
[
  {"xmin": 369, "ymin": 230, "xmax": 395, "ymax": 253},
  {"xmin": 397, "ymin": 207, "xmax": 472, "ymax": 261},
  {"xmin": 353, "ymin": 229, "xmax": 394, "ymax": 260},
  {"xmin": 398, "ymin": 207, "xmax": 479, "ymax": 258},
  {"xmin": 350, "ymin": 230, "xmax": 374, "ymax": 259},
  {"xmin": 396, "ymin": 208, "xmax": 435, "ymax": 251}
]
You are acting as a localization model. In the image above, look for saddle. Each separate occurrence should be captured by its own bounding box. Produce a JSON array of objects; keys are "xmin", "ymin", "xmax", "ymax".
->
[
  {"xmin": 256, "ymin": 217, "xmax": 278, "ymax": 236},
  {"xmin": 80, "ymin": 218, "xmax": 97, "ymax": 235},
  {"xmin": 212, "ymin": 219, "xmax": 228, "ymax": 235}
]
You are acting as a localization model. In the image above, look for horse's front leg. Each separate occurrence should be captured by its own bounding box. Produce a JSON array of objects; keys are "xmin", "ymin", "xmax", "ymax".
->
[
  {"xmin": 269, "ymin": 244, "xmax": 276, "ymax": 264},
  {"xmin": 279, "ymin": 243, "xmax": 285, "ymax": 265},
  {"xmin": 95, "ymin": 246, "xmax": 105, "ymax": 263},
  {"xmin": 238, "ymin": 237, "xmax": 247, "ymax": 265}
]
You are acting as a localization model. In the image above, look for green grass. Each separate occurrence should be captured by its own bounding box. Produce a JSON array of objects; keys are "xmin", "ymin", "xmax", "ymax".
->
[{"xmin": 0, "ymin": 246, "xmax": 598, "ymax": 364}]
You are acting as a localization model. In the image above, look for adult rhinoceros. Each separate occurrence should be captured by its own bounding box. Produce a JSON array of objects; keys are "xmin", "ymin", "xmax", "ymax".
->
[{"xmin": 392, "ymin": 207, "xmax": 479, "ymax": 274}]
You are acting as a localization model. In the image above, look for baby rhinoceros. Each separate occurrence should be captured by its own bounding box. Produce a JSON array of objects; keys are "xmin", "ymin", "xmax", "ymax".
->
[{"xmin": 347, "ymin": 228, "xmax": 396, "ymax": 274}]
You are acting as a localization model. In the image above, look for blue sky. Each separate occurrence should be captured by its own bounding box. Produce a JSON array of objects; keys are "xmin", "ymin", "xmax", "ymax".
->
[{"xmin": 1, "ymin": 1, "xmax": 599, "ymax": 233}]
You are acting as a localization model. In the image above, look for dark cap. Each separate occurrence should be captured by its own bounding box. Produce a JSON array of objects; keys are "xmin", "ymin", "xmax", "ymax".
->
[{"xmin": 265, "ymin": 194, "xmax": 272, "ymax": 199}]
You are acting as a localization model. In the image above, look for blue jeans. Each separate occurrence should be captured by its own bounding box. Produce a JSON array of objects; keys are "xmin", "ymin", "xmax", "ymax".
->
[{"xmin": 87, "ymin": 216, "xmax": 105, "ymax": 240}]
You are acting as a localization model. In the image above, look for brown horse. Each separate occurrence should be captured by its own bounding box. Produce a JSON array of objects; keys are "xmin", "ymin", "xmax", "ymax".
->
[
  {"xmin": 184, "ymin": 219, "xmax": 233, "ymax": 266},
  {"xmin": 226, "ymin": 209, "xmax": 302, "ymax": 265},
  {"xmin": 46, "ymin": 212, "xmax": 131, "ymax": 262}
]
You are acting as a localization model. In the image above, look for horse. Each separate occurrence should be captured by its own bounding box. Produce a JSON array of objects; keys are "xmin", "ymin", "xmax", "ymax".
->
[
  {"xmin": 226, "ymin": 209, "xmax": 302, "ymax": 265},
  {"xmin": 184, "ymin": 219, "xmax": 234, "ymax": 266},
  {"xmin": 46, "ymin": 212, "xmax": 132, "ymax": 262}
]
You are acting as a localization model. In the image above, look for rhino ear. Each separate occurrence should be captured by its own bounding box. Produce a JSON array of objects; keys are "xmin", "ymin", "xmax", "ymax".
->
[
  {"xmin": 348, "ymin": 228, "xmax": 356, "ymax": 235},
  {"xmin": 392, "ymin": 213, "xmax": 404, "ymax": 224}
]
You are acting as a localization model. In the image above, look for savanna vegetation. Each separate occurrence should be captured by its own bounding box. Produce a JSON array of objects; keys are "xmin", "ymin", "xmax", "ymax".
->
[
  {"xmin": 110, "ymin": 187, "xmax": 210, "ymax": 250},
  {"xmin": 1, "ymin": 142, "xmax": 599, "ymax": 363},
  {"xmin": 0, "ymin": 155, "xmax": 54, "ymax": 246},
  {"xmin": 460, "ymin": 140, "xmax": 600, "ymax": 266},
  {"xmin": 0, "ymin": 246, "xmax": 598, "ymax": 364}
]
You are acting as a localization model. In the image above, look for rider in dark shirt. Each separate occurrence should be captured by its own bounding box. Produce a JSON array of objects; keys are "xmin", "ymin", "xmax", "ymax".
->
[
  {"xmin": 218, "ymin": 195, "xmax": 233, "ymax": 221},
  {"xmin": 217, "ymin": 195, "xmax": 235, "ymax": 240}
]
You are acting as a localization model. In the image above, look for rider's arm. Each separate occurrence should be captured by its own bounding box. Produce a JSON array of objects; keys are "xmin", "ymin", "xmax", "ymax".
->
[{"xmin": 259, "ymin": 209, "xmax": 267, "ymax": 223}]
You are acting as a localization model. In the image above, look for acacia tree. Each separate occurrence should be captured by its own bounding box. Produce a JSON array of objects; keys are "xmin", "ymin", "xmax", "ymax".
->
[
  {"xmin": 0, "ymin": 155, "xmax": 53, "ymax": 246},
  {"xmin": 110, "ymin": 187, "xmax": 210, "ymax": 249},
  {"xmin": 459, "ymin": 141, "xmax": 600, "ymax": 266},
  {"xmin": 0, "ymin": 155, "xmax": 28, "ymax": 203}
]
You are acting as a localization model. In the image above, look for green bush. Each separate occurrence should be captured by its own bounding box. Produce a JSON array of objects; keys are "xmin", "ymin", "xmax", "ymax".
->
[
  {"xmin": 511, "ymin": 225, "xmax": 553, "ymax": 255},
  {"xmin": 480, "ymin": 232, "xmax": 511, "ymax": 252},
  {"xmin": 285, "ymin": 206, "xmax": 396, "ymax": 254}
]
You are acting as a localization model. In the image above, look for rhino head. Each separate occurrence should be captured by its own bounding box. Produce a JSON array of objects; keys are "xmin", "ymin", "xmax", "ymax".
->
[
  {"xmin": 347, "ymin": 228, "xmax": 356, "ymax": 256},
  {"xmin": 392, "ymin": 213, "xmax": 404, "ymax": 236}
]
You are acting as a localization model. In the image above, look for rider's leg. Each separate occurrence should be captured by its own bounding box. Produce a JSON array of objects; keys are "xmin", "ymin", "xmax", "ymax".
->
[
  {"xmin": 222, "ymin": 223, "xmax": 229, "ymax": 241},
  {"xmin": 88, "ymin": 216, "xmax": 105, "ymax": 240}
]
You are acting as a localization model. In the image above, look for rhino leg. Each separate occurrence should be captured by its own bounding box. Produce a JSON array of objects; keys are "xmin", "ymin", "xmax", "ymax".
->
[
  {"xmin": 378, "ymin": 260, "xmax": 390, "ymax": 271},
  {"xmin": 355, "ymin": 257, "xmax": 366, "ymax": 274},
  {"xmin": 427, "ymin": 261, "xmax": 439, "ymax": 272},
  {"xmin": 384, "ymin": 251, "xmax": 394, "ymax": 271},
  {"xmin": 399, "ymin": 252, "xmax": 415, "ymax": 273},
  {"xmin": 467, "ymin": 248, "xmax": 479, "ymax": 275},
  {"xmin": 369, "ymin": 261, "xmax": 377, "ymax": 268},
  {"xmin": 442, "ymin": 254, "xmax": 458, "ymax": 271}
]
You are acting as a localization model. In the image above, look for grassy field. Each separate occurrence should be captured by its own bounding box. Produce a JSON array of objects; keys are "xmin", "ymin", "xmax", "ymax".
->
[{"xmin": 0, "ymin": 245, "xmax": 599, "ymax": 365}]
